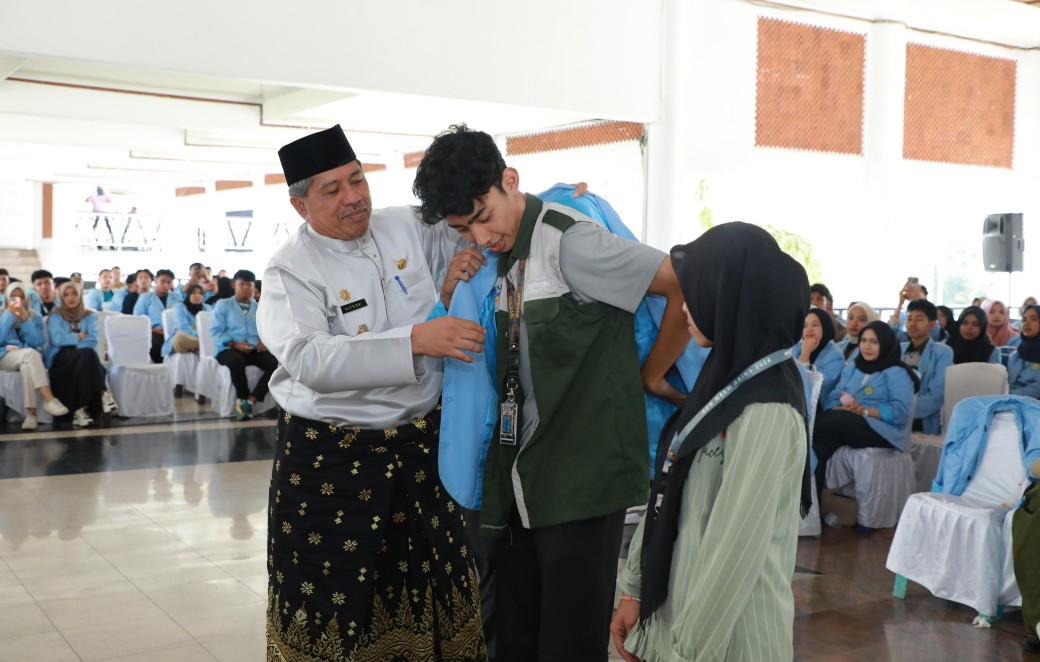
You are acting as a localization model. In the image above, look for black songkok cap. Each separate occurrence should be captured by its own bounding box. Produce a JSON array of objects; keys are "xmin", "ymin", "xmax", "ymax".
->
[{"xmin": 277, "ymin": 124, "xmax": 357, "ymax": 187}]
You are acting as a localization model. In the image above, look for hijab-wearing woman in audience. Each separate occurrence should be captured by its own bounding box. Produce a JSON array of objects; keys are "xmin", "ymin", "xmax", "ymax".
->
[
  {"xmin": 837, "ymin": 301, "xmax": 878, "ymax": 359},
  {"xmin": 982, "ymin": 298, "xmax": 1020, "ymax": 347},
  {"xmin": 1008, "ymin": 305, "xmax": 1040, "ymax": 399},
  {"xmin": 795, "ymin": 308, "xmax": 844, "ymax": 404},
  {"xmin": 812, "ymin": 321, "xmax": 919, "ymax": 495},
  {"xmin": 45, "ymin": 282, "xmax": 118, "ymax": 427},
  {"xmin": 948, "ymin": 306, "xmax": 1001, "ymax": 365},
  {"xmin": 205, "ymin": 276, "xmax": 234, "ymax": 306},
  {"xmin": 0, "ymin": 283, "xmax": 69, "ymax": 430},
  {"xmin": 162, "ymin": 283, "xmax": 211, "ymax": 359},
  {"xmin": 936, "ymin": 305, "xmax": 954, "ymax": 343},
  {"xmin": 611, "ymin": 222, "xmax": 810, "ymax": 662}
]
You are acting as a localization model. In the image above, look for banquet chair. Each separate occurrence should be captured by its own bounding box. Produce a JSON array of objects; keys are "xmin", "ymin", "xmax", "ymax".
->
[
  {"xmin": 105, "ymin": 314, "xmax": 174, "ymax": 417},
  {"xmin": 195, "ymin": 311, "xmax": 275, "ymax": 418},
  {"xmin": 162, "ymin": 308, "xmax": 198, "ymax": 396}
]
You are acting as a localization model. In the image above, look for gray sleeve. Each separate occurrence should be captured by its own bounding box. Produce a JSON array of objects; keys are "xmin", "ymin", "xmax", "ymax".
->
[{"xmin": 559, "ymin": 221, "xmax": 665, "ymax": 312}]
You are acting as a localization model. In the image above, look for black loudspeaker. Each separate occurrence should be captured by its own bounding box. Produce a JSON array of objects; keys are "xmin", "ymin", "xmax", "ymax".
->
[{"xmin": 983, "ymin": 213, "xmax": 1024, "ymax": 272}]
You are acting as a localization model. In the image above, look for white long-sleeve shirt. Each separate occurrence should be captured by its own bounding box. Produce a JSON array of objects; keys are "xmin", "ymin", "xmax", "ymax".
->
[{"xmin": 258, "ymin": 206, "xmax": 468, "ymax": 428}]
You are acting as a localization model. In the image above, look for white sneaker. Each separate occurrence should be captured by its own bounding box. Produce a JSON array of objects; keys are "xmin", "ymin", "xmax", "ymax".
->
[
  {"xmin": 43, "ymin": 399, "xmax": 69, "ymax": 417},
  {"xmin": 72, "ymin": 408, "xmax": 94, "ymax": 428},
  {"xmin": 21, "ymin": 414, "xmax": 38, "ymax": 431},
  {"xmin": 100, "ymin": 391, "xmax": 118, "ymax": 414}
]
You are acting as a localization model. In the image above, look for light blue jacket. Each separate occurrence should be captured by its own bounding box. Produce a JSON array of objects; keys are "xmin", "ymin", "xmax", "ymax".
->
[
  {"xmin": 110, "ymin": 287, "xmax": 129, "ymax": 313},
  {"xmin": 44, "ymin": 312, "xmax": 98, "ymax": 367},
  {"xmin": 825, "ymin": 362, "xmax": 915, "ymax": 450},
  {"xmin": 933, "ymin": 395, "xmax": 1040, "ymax": 496},
  {"xmin": 210, "ymin": 297, "xmax": 260, "ymax": 351},
  {"xmin": 901, "ymin": 339, "xmax": 953, "ymax": 435},
  {"xmin": 161, "ymin": 302, "xmax": 212, "ymax": 357},
  {"xmin": 133, "ymin": 291, "xmax": 174, "ymax": 329},
  {"xmin": 1008, "ymin": 352, "xmax": 1040, "ymax": 399},
  {"xmin": 83, "ymin": 288, "xmax": 114, "ymax": 311},
  {"xmin": 793, "ymin": 339, "xmax": 843, "ymax": 405},
  {"xmin": 0, "ymin": 310, "xmax": 44, "ymax": 361}
]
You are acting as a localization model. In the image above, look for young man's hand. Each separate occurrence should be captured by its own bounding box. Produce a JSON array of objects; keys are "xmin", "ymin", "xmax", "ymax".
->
[{"xmin": 439, "ymin": 248, "xmax": 487, "ymax": 308}]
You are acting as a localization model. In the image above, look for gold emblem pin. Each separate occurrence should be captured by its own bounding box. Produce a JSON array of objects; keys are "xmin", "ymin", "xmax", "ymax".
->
[
  {"xmin": 357, "ymin": 324, "xmax": 369, "ymax": 334},
  {"xmin": 395, "ymin": 258, "xmax": 407, "ymax": 270},
  {"xmin": 340, "ymin": 289, "xmax": 351, "ymax": 302}
]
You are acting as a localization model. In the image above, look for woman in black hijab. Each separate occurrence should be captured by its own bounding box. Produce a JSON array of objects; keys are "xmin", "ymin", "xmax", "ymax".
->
[
  {"xmin": 812, "ymin": 320, "xmax": 920, "ymax": 497},
  {"xmin": 611, "ymin": 222, "xmax": 810, "ymax": 662},
  {"xmin": 948, "ymin": 306, "xmax": 999, "ymax": 365},
  {"xmin": 205, "ymin": 276, "xmax": 234, "ymax": 306}
]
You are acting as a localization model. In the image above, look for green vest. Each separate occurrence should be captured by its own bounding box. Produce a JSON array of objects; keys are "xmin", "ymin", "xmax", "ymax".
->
[{"xmin": 480, "ymin": 195, "xmax": 649, "ymax": 534}]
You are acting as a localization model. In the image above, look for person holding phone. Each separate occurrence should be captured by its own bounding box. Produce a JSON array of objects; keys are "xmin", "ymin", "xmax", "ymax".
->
[{"xmin": 889, "ymin": 277, "xmax": 934, "ymax": 340}]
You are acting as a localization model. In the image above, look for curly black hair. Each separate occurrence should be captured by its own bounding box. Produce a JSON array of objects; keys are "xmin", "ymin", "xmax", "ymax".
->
[{"xmin": 412, "ymin": 124, "xmax": 506, "ymax": 225}]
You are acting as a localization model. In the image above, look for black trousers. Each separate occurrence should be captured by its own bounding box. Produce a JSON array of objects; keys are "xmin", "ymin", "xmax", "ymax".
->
[
  {"xmin": 812, "ymin": 409, "xmax": 891, "ymax": 490},
  {"xmin": 215, "ymin": 348, "xmax": 278, "ymax": 401},
  {"xmin": 494, "ymin": 507, "xmax": 625, "ymax": 662},
  {"xmin": 49, "ymin": 347, "xmax": 106, "ymax": 418},
  {"xmin": 464, "ymin": 507, "xmax": 497, "ymax": 660},
  {"xmin": 149, "ymin": 332, "xmax": 163, "ymax": 365}
]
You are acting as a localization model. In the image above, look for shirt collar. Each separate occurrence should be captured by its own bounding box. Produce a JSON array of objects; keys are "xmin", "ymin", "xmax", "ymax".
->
[
  {"xmin": 499, "ymin": 194, "xmax": 542, "ymax": 276},
  {"xmin": 304, "ymin": 223, "xmax": 372, "ymax": 254}
]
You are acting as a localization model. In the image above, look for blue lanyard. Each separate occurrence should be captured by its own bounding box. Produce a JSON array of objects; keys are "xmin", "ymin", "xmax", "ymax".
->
[{"xmin": 660, "ymin": 348, "xmax": 793, "ymax": 475}]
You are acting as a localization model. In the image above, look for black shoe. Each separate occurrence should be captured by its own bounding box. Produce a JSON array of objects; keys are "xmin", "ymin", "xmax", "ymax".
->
[
  {"xmin": 174, "ymin": 384, "xmax": 183, "ymax": 398},
  {"xmin": 1025, "ymin": 634, "xmax": 1040, "ymax": 653}
]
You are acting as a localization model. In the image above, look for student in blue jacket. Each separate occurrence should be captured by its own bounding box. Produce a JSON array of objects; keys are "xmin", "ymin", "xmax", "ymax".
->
[
  {"xmin": 46, "ymin": 282, "xmax": 118, "ymax": 427},
  {"xmin": 901, "ymin": 299, "xmax": 953, "ymax": 434},
  {"xmin": 161, "ymin": 283, "xmax": 211, "ymax": 359},
  {"xmin": 210, "ymin": 270, "xmax": 277, "ymax": 420},
  {"xmin": 795, "ymin": 307, "xmax": 844, "ymax": 405},
  {"xmin": 1009, "ymin": 305, "xmax": 1040, "ymax": 399},
  {"xmin": 948, "ymin": 306, "xmax": 1001, "ymax": 365},
  {"xmin": 0, "ymin": 283, "xmax": 69, "ymax": 430},
  {"xmin": 812, "ymin": 320, "xmax": 920, "ymax": 492},
  {"xmin": 133, "ymin": 268, "xmax": 176, "ymax": 363}
]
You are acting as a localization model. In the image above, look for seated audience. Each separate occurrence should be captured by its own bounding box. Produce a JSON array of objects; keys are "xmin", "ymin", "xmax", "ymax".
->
[
  {"xmin": 810, "ymin": 283, "xmax": 847, "ymax": 341},
  {"xmin": 935, "ymin": 305, "xmax": 954, "ymax": 343},
  {"xmin": 812, "ymin": 321, "xmax": 919, "ymax": 492},
  {"xmin": 171, "ymin": 262, "xmax": 206, "ymax": 306},
  {"xmin": 982, "ymin": 298, "xmax": 1020, "ymax": 347},
  {"xmin": 253, "ymin": 279, "xmax": 261, "ymax": 302},
  {"xmin": 31, "ymin": 269, "xmax": 56, "ymax": 316},
  {"xmin": 1009, "ymin": 304, "xmax": 1040, "ymax": 398},
  {"xmin": 45, "ymin": 282, "xmax": 118, "ymax": 427},
  {"xmin": 795, "ymin": 307, "xmax": 844, "ymax": 404},
  {"xmin": 209, "ymin": 270, "xmax": 276, "ymax": 420},
  {"xmin": 122, "ymin": 269, "xmax": 151, "ymax": 315},
  {"xmin": 948, "ymin": 306, "xmax": 1001, "ymax": 364},
  {"xmin": 111, "ymin": 274, "xmax": 134, "ymax": 313},
  {"xmin": 84, "ymin": 269, "xmax": 115, "ymax": 310},
  {"xmin": 0, "ymin": 284, "xmax": 69, "ymax": 430},
  {"xmin": 134, "ymin": 268, "xmax": 175, "ymax": 363},
  {"xmin": 162, "ymin": 284, "xmax": 210, "ymax": 358},
  {"xmin": 206, "ymin": 275, "xmax": 234, "ymax": 306},
  {"xmin": 972, "ymin": 297, "xmax": 983, "ymax": 307},
  {"xmin": 837, "ymin": 301, "xmax": 878, "ymax": 359},
  {"xmin": 900, "ymin": 299, "xmax": 953, "ymax": 434}
]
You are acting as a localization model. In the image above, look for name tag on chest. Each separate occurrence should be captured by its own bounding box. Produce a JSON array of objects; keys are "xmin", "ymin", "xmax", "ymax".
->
[{"xmin": 340, "ymin": 299, "xmax": 368, "ymax": 314}]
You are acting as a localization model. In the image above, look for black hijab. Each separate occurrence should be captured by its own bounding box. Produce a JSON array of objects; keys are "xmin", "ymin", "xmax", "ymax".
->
[
  {"xmin": 1017, "ymin": 305, "xmax": 1040, "ymax": 364},
  {"xmin": 206, "ymin": 277, "xmax": 234, "ymax": 305},
  {"xmin": 805, "ymin": 307, "xmax": 835, "ymax": 365},
  {"xmin": 948, "ymin": 306, "xmax": 996, "ymax": 365},
  {"xmin": 639, "ymin": 222, "xmax": 810, "ymax": 623},
  {"xmin": 854, "ymin": 321, "xmax": 921, "ymax": 392},
  {"xmin": 183, "ymin": 284, "xmax": 204, "ymax": 317}
]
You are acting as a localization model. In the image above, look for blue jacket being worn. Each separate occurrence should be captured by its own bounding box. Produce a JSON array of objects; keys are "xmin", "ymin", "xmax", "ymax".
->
[
  {"xmin": 901, "ymin": 339, "xmax": 953, "ymax": 435},
  {"xmin": 933, "ymin": 395, "xmax": 1040, "ymax": 497},
  {"xmin": 110, "ymin": 287, "xmax": 129, "ymax": 313},
  {"xmin": 825, "ymin": 362, "xmax": 915, "ymax": 450},
  {"xmin": 793, "ymin": 339, "xmax": 844, "ymax": 405},
  {"xmin": 45, "ymin": 312, "xmax": 99, "ymax": 367},
  {"xmin": 210, "ymin": 297, "xmax": 260, "ymax": 351},
  {"xmin": 83, "ymin": 288, "xmax": 114, "ymax": 311},
  {"xmin": 133, "ymin": 291, "xmax": 174, "ymax": 329},
  {"xmin": 1008, "ymin": 352, "xmax": 1040, "ymax": 399},
  {"xmin": 161, "ymin": 302, "xmax": 212, "ymax": 357},
  {"xmin": 0, "ymin": 311, "xmax": 45, "ymax": 361}
]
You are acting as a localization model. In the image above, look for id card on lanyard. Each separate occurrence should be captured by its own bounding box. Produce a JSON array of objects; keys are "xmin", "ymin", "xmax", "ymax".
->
[{"xmin": 500, "ymin": 259, "xmax": 527, "ymax": 446}]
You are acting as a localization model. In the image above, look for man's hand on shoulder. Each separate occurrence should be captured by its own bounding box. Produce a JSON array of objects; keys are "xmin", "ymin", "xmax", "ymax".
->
[
  {"xmin": 440, "ymin": 248, "xmax": 487, "ymax": 308},
  {"xmin": 411, "ymin": 316, "xmax": 486, "ymax": 363}
]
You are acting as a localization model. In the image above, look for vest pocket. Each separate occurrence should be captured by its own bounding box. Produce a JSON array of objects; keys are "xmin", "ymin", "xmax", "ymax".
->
[{"xmin": 522, "ymin": 298, "xmax": 559, "ymax": 323}]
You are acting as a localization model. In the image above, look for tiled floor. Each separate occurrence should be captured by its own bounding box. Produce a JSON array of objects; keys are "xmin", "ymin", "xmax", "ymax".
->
[{"xmin": 0, "ymin": 400, "xmax": 1033, "ymax": 661}]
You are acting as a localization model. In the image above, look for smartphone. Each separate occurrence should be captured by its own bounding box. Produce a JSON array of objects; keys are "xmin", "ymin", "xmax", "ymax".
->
[{"xmin": 907, "ymin": 277, "xmax": 919, "ymax": 285}]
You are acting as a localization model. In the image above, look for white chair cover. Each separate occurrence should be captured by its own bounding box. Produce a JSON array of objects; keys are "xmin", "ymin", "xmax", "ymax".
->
[
  {"xmin": 194, "ymin": 310, "xmax": 275, "ymax": 417},
  {"xmin": 887, "ymin": 410, "xmax": 1030, "ymax": 616},
  {"xmin": 162, "ymin": 308, "xmax": 198, "ymax": 393},
  {"xmin": 0, "ymin": 370, "xmax": 54, "ymax": 424},
  {"xmin": 828, "ymin": 446, "xmax": 915, "ymax": 528},
  {"xmin": 908, "ymin": 363, "xmax": 1008, "ymax": 493},
  {"xmin": 94, "ymin": 310, "xmax": 123, "ymax": 367},
  {"xmin": 799, "ymin": 369, "xmax": 823, "ymax": 537},
  {"xmin": 105, "ymin": 315, "xmax": 173, "ymax": 417}
]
